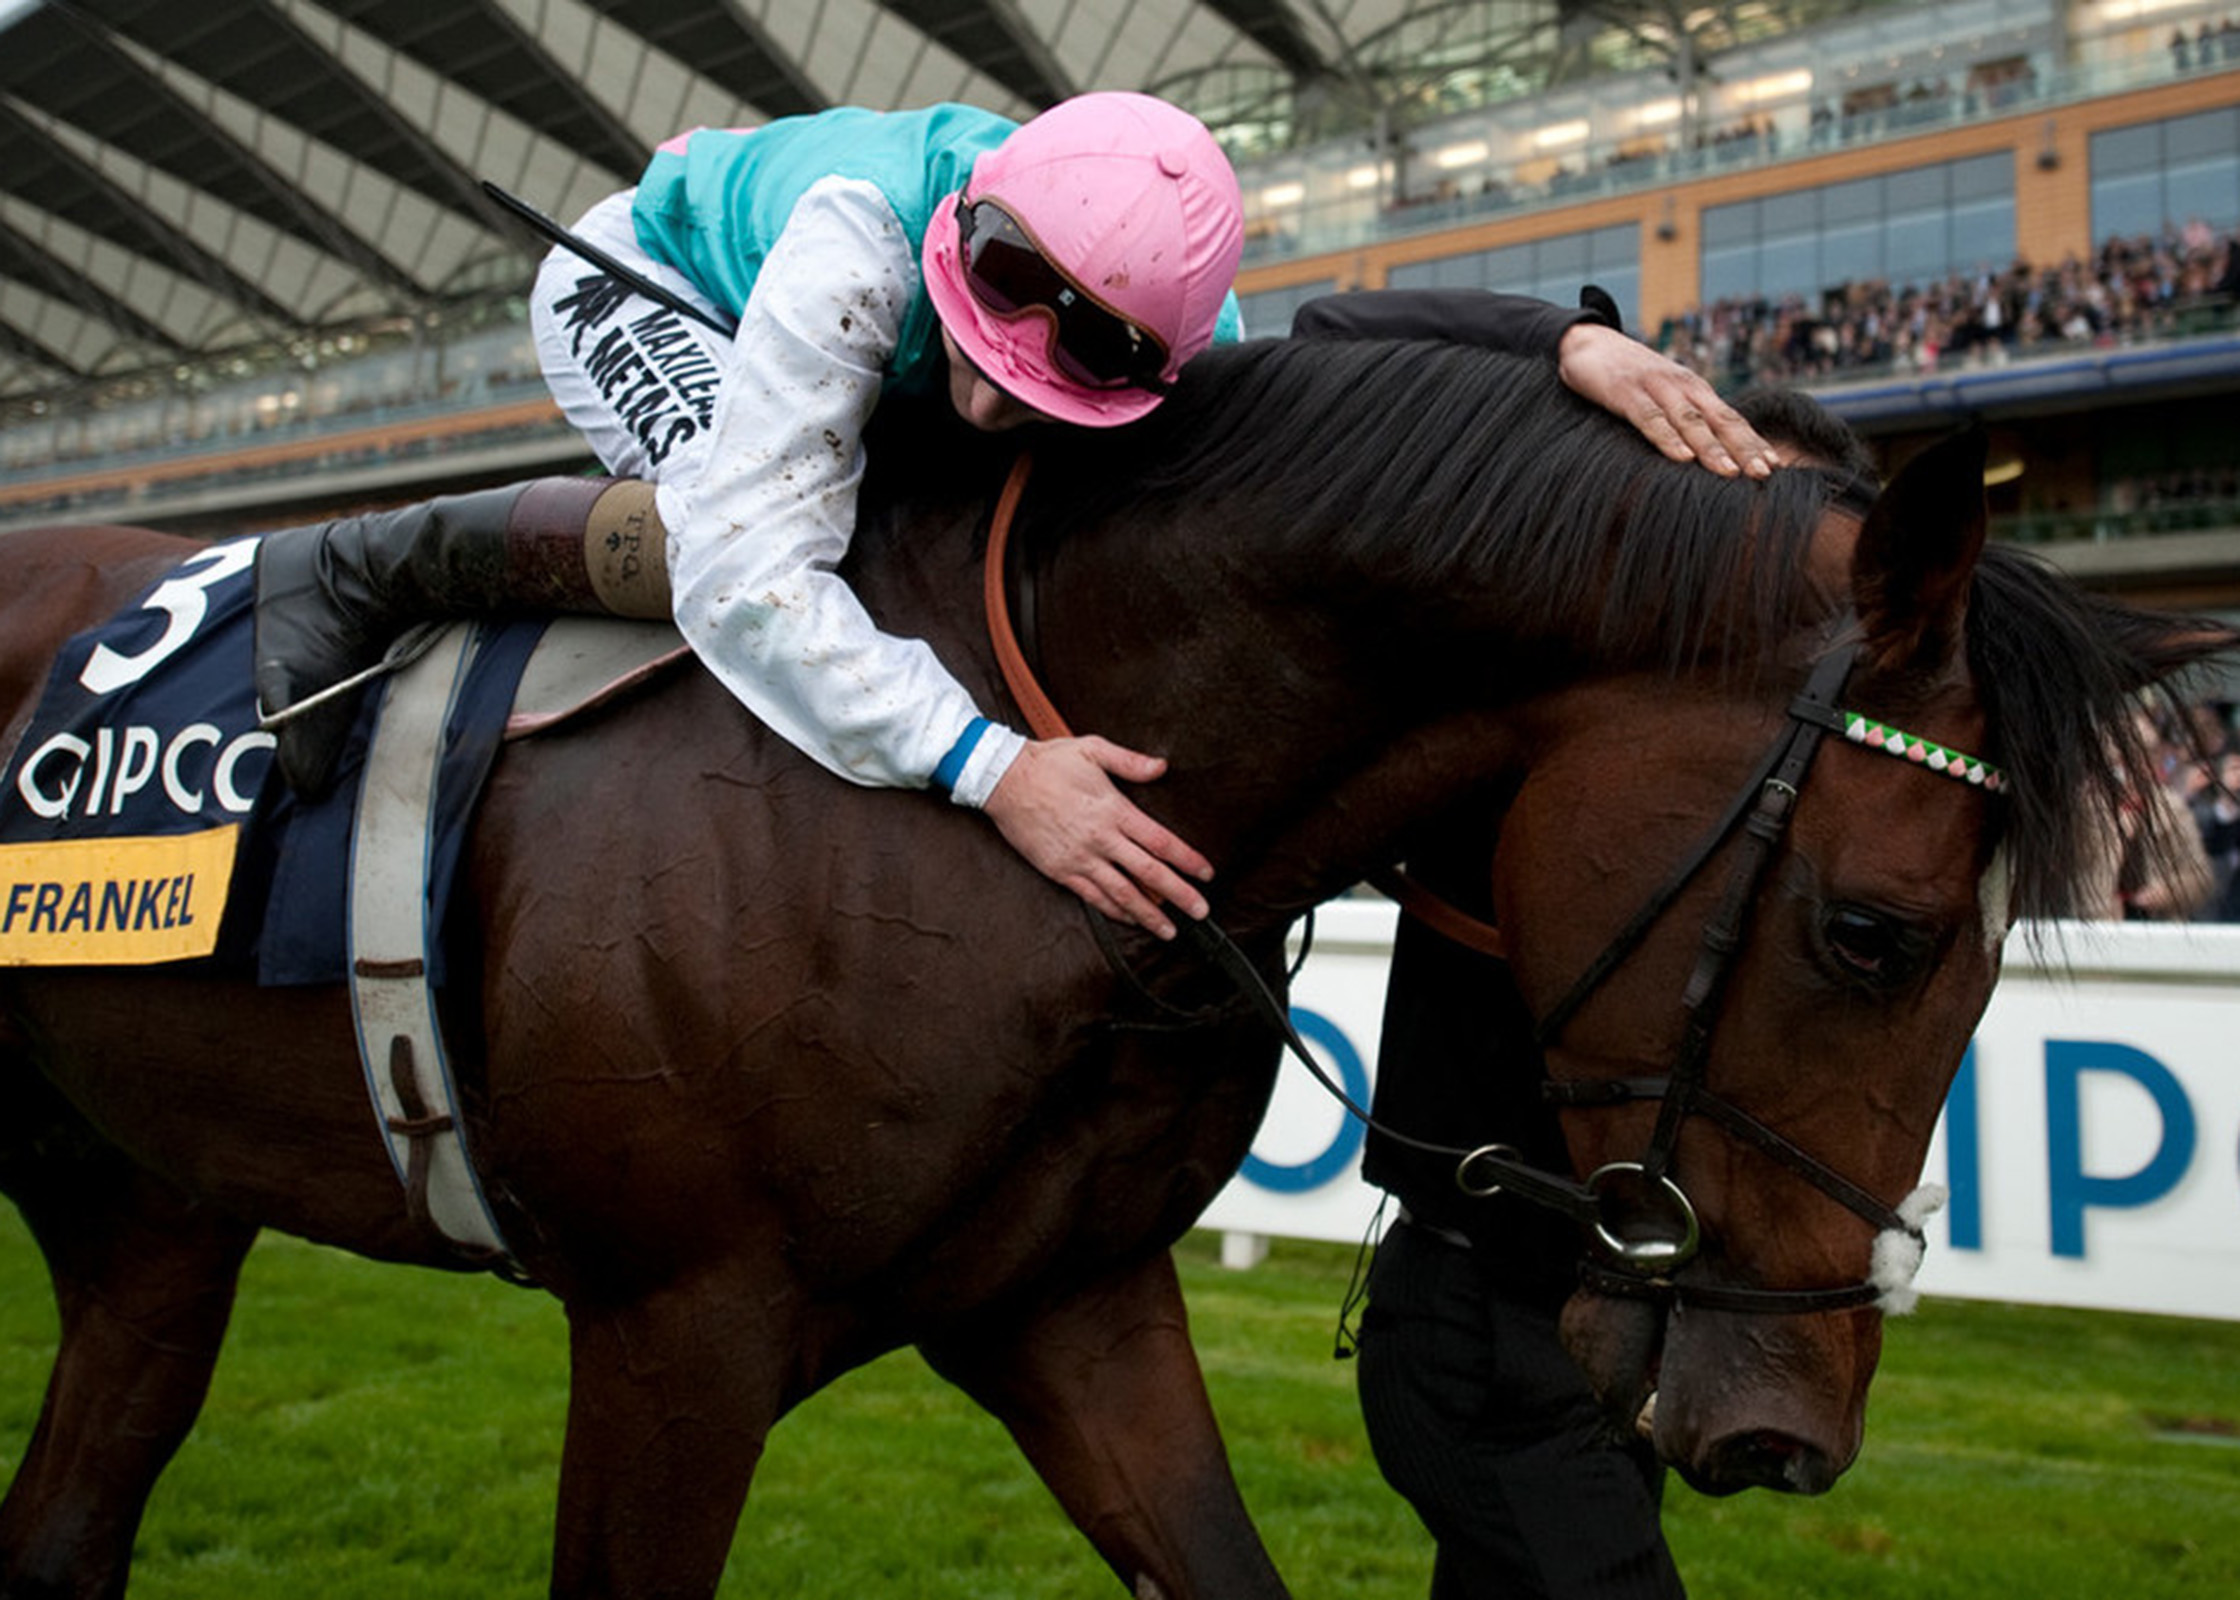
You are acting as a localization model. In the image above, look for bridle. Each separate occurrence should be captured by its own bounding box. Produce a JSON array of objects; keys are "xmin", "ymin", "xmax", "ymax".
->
[
  {"xmin": 981, "ymin": 453, "xmax": 2002, "ymax": 1317},
  {"xmin": 1497, "ymin": 633, "xmax": 1981, "ymax": 1315}
]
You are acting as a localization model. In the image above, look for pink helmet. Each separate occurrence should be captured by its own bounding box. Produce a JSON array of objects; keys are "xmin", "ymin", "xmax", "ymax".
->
[{"xmin": 923, "ymin": 92, "xmax": 1244, "ymax": 427}]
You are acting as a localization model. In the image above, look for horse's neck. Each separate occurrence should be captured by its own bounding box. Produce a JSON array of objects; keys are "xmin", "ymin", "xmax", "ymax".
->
[
  {"xmin": 849, "ymin": 433, "xmax": 1569, "ymax": 933},
  {"xmin": 1031, "ymin": 510, "xmax": 1538, "ymax": 933}
]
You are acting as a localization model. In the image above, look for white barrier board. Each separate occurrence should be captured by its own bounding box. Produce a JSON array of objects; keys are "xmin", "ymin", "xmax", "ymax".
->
[{"xmin": 1199, "ymin": 902, "xmax": 2240, "ymax": 1322}]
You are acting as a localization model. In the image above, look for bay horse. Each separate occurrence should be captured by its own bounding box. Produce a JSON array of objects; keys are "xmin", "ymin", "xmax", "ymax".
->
[{"xmin": 0, "ymin": 337, "xmax": 2223, "ymax": 1599}]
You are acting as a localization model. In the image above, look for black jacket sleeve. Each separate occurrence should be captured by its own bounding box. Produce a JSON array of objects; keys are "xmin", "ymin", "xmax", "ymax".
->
[{"xmin": 1289, "ymin": 287, "xmax": 1614, "ymax": 360}]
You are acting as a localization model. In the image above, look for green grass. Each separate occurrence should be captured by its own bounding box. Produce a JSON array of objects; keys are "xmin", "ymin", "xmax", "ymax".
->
[{"xmin": 1, "ymin": 1213, "xmax": 2236, "ymax": 1596}]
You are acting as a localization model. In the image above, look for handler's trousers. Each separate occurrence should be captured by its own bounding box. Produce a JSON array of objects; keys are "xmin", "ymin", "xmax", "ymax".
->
[{"xmin": 1356, "ymin": 1218, "xmax": 1686, "ymax": 1600}]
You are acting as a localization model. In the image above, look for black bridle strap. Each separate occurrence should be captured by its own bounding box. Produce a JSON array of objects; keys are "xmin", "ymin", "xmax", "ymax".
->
[
  {"xmin": 1688, "ymin": 1089, "xmax": 1912, "ymax": 1235},
  {"xmin": 1527, "ymin": 639, "xmax": 1858, "ymax": 1054},
  {"xmin": 1549, "ymin": 1078, "xmax": 1911, "ymax": 1237},
  {"xmin": 1580, "ymin": 1262, "xmax": 1888, "ymax": 1316},
  {"xmin": 1636, "ymin": 640, "xmax": 1862, "ymax": 1183},
  {"xmin": 1531, "ymin": 720, "xmax": 1795, "ymax": 1049}
]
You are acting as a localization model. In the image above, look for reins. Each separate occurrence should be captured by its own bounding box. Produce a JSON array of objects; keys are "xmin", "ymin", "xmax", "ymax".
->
[
  {"xmin": 979, "ymin": 455, "xmax": 1588, "ymax": 1212},
  {"xmin": 978, "ymin": 451, "xmax": 1991, "ymax": 1316}
]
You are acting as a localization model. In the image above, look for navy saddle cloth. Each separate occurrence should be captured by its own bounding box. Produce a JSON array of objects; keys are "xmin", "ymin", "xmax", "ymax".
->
[{"xmin": 0, "ymin": 537, "xmax": 543, "ymax": 984}]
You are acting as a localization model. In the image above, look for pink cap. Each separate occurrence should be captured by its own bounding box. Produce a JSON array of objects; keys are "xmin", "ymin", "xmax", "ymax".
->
[{"xmin": 923, "ymin": 92, "xmax": 1243, "ymax": 427}]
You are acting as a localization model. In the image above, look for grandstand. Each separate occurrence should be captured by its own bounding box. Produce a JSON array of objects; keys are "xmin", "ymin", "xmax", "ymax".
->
[{"xmin": 0, "ymin": 0, "xmax": 2234, "ymax": 609}]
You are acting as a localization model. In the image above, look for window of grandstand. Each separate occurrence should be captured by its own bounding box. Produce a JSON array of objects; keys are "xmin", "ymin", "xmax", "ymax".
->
[
  {"xmin": 2092, "ymin": 107, "xmax": 2240, "ymax": 242},
  {"xmin": 1235, "ymin": 280, "xmax": 1341, "ymax": 339},
  {"xmin": 1699, "ymin": 153, "xmax": 2015, "ymax": 303},
  {"xmin": 1384, "ymin": 225, "xmax": 1641, "ymax": 330}
]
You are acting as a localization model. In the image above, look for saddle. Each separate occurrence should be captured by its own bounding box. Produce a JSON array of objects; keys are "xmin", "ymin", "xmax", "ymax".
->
[{"xmin": 349, "ymin": 615, "xmax": 684, "ymax": 1273}]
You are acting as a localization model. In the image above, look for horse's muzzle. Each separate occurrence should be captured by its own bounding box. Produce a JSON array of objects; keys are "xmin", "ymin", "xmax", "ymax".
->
[
  {"xmin": 1558, "ymin": 1288, "xmax": 1660, "ymax": 1441},
  {"xmin": 1561, "ymin": 1286, "xmax": 1873, "ymax": 1497}
]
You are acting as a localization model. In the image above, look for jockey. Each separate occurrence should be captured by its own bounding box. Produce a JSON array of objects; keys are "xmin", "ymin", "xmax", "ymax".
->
[{"xmin": 254, "ymin": 93, "xmax": 1245, "ymax": 939}]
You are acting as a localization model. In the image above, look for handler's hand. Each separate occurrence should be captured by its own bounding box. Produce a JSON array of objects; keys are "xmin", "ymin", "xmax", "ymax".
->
[
  {"xmin": 982, "ymin": 736, "xmax": 1213, "ymax": 940},
  {"xmin": 1557, "ymin": 322, "xmax": 1779, "ymax": 479}
]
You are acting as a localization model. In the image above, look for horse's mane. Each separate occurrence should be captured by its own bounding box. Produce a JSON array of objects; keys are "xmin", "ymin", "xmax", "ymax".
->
[
  {"xmin": 1029, "ymin": 337, "xmax": 1836, "ymax": 680},
  {"xmin": 983, "ymin": 336, "xmax": 2238, "ymax": 922},
  {"xmin": 1966, "ymin": 542, "xmax": 2235, "ymax": 921}
]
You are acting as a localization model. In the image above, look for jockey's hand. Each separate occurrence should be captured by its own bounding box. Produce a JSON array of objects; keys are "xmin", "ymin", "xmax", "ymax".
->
[
  {"xmin": 982, "ymin": 736, "xmax": 1213, "ymax": 940},
  {"xmin": 1557, "ymin": 322, "xmax": 1779, "ymax": 479}
]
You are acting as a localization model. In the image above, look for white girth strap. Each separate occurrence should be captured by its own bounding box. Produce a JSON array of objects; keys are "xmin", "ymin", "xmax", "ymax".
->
[{"xmin": 349, "ymin": 621, "xmax": 513, "ymax": 1263}]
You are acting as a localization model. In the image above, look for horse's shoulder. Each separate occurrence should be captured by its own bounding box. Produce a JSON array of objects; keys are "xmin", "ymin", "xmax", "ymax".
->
[
  {"xmin": 6, "ymin": 523, "xmax": 208, "ymax": 603},
  {"xmin": 0, "ymin": 525, "xmax": 214, "ymax": 731},
  {"xmin": 8, "ymin": 521, "xmax": 197, "ymax": 558}
]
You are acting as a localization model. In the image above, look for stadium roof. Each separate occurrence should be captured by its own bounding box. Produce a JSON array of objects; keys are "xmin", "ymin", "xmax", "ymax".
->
[{"xmin": 0, "ymin": 0, "xmax": 1869, "ymax": 399}]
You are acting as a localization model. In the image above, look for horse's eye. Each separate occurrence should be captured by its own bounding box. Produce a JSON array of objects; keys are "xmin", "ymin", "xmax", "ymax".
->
[{"xmin": 1819, "ymin": 905, "xmax": 1926, "ymax": 988}]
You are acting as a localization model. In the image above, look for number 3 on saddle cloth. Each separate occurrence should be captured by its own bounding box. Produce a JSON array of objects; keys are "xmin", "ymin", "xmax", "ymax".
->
[{"xmin": 0, "ymin": 536, "xmax": 542, "ymax": 983}]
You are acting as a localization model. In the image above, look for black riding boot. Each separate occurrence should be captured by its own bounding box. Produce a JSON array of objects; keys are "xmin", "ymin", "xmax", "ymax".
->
[{"xmin": 253, "ymin": 477, "xmax": 668, "ymax": 797}]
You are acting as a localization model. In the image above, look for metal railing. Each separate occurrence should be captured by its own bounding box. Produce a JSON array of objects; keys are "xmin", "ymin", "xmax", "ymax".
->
[
  {"xmin": 1998, "ymin": 499, "xmax": 2240, "ymax": 546},
  {"xmin": 1243, "ymin": 52, "xmax": 2236, "ymax": 267}
]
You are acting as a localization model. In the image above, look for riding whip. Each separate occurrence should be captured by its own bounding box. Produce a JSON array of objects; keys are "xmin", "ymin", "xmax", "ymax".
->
[{"xmin": 480, "ymin": 180, "xmax": 739, "ymax": 341}]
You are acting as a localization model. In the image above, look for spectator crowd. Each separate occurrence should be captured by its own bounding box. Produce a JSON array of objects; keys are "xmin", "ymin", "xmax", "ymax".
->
[
  {"xmin": 1656, "ymin": 221, "xmax": 2240, "ymax": 390},
  {"xmin": 2171, "ymin": 15, "xmax": 2240, "ymax": 72},
  {"xmin": 2102, "ymin": 699, "xmax": 2240, "ymax": 924}
]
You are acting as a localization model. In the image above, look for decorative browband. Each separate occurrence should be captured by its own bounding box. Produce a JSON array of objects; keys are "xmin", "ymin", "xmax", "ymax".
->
[{"xmin": 1840, "ymin": 711, "xmax": 2005, "ymax": 792}]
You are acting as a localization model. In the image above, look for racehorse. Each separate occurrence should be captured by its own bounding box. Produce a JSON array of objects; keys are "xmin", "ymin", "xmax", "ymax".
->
[{"xmin": 0, "ymin": 336, "xmax": 2223, "ymax": 1599}]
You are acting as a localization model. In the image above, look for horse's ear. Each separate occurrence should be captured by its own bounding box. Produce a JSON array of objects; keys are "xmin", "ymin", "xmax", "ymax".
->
[{"xmin": 1851, "ymin": 426, "xmax": 1989, "ymax": 675}]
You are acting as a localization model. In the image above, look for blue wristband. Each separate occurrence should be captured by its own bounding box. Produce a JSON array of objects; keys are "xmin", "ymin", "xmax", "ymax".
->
[{"xmin": 931, "ymin": 717, "xmax": 991, "ymax": 795}]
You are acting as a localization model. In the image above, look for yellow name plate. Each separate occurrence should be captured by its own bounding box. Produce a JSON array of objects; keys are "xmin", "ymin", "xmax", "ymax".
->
[{"xmin": 0, "ymin": 824, "xmax": 238, "ymax": 965}]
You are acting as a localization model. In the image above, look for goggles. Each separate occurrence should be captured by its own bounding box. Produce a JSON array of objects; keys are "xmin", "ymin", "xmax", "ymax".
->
[{"xmin": 953, "ymin": 197, "xmax": 1173, "ymax": 395}]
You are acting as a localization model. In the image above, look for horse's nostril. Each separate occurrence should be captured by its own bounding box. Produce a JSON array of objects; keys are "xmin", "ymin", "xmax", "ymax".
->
[{"xmin": 1700, "ymin": 1430, "xmax": 1841, "ymax": 1497}]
